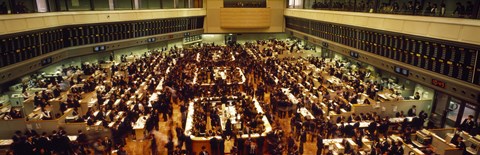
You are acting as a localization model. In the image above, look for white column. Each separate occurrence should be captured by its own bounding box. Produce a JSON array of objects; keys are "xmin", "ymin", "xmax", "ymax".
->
[
  {"xmin": 36, "ymin": 0, "xmax": 48, "ymax": 12},
  {"xmin": 134, "ymin": 0, "xmax": 140, "ymax": 9},
  {"xmin": 109, "ymin": 0, "xmax": 114, "ymax": 10}
]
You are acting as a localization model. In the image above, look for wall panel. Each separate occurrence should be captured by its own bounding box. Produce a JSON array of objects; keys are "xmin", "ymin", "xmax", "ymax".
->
[{"xmin": 220, "ymin": 8, "xmax": 271, "ymax": 28}]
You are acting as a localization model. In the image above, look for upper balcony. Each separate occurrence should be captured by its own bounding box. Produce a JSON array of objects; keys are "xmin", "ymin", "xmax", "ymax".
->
[
  {"xmin": 287, "ymin": 0, "xmax": 480, "ymax": 19},
  {"xmin": 0, "ymin": 0, "xmax": 203, "ymax": 14},
  {"xmin": 0, "ymin": 0, "xmax": 205, "ymax": 35},
  {"xmin": 285, "ymin": 0, "xmax": 480, "ymax": 46}
]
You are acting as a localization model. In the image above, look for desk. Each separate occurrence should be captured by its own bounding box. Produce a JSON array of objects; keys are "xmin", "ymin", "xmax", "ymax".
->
[
  {"xmin": 184, "ymin": 101, "xmax": 195, "ymax": 136},
  {"xmin": 185, "ymin": 97, "xmax": 272, "ymax": 138},
  {"xmin": 133, "ymin": 115, "xmax": 150, "ymax": 140},
  {"xmin": 389, "ymin": 117, "xmax": 414, "ymax": 123},
  {"xmin": 219, "ymin": 103, "xmax": 239, "ymax": 131},
  {"xmin": 67, "ymin": 135, "xmax": 78, "ymax": 141},
  {"xmin": 0, "ymin": 139, "xmax": 13, "ymax": 152},
  {"xmin": 193, "ymin": 67, "xmax": 246, "ymax": 86},
  {"xmin": 253, "ymin": 98, "xmax": 272, "ymax": 135},
  {"xmin": 337, "ymin": 122, "xmax": 371, "ymax": 128},
  {"xmin": 0, "ymin": 139, "xmax": 13, "ymax": 146},
  {"xmin": 103, "ymin": 99, "xmax": 110, "ymax": 106},
  {"xmin": 88, "ymin": 99, "xmax": 97, "ymax": 108},
  {"xmin": 281, "ymin": 88, "xmax": 299, "ymax": 105},
  {"xmin": 27, "ymin": 107, "xmax": 43, "ymax": 121},
  {"xmin": 327, "ymin": 77, "xmax": 342, "ymax": 86},
  {"xmin": 297, "ymin": 107, "xmax": 314, "ymax": 119},
  {"xmin": 155, "ymin": 78, "xmax": 164, "ymax": 91},
  {"xmin": 412, "ymin": 140, "xmax": 427, "ymax": 149},
  {"xmin": 113, "ymin": 99, "xmax": 121, "ymax": 107},
  {"xmin": 323, "ymin": 138, "xmax": 345, "ymax": 145}
]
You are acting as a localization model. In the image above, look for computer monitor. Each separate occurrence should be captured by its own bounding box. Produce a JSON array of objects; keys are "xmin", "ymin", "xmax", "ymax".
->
[
  {"xmin": 402, "ymin": 69, "xmax": 409, "ymax": 76},
  {"xmin": 395, "ymin": 66, "xmax": 402, "ymax": 73},
  {"xmin": 417, "ymin": 136, "xmax": 425, "ymax": 144}
]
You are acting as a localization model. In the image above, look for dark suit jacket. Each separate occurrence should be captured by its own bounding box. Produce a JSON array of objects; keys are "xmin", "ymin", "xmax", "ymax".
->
[{"xmin": 407, "ymin": 108, "xmax": 416, "ymax": 116}]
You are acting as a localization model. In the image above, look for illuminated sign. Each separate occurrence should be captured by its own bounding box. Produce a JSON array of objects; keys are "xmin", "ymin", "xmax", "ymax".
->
[{"xmin": 432, "ymin": 79, "xmax": 446, "ymax": 88}]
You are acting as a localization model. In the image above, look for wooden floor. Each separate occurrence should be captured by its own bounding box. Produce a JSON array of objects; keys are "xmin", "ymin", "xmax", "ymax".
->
[{"xmin": 124, "ymin": 50, "xmax": 322, "ymax": 155}]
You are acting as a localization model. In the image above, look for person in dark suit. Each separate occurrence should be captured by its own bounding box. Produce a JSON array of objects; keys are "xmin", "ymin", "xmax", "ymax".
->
[
  {"xmin": 103, "ymin": 136, "xmax": 113, "ymax": 155},
  {"xmin": 225, "ymin": 119, "xmax": 233, "ymax": 140},
  {"xmin": 165, "ymin": 138, "xmax": 174, "ymax": 155},
  {"xmin": 41, "ymin": 108, "xmax": 52, "ymax": 120},
  {"xmin": 199, "ymin": 146, "xmax": 209, "ymax": 155},
  {"xmin": 210, "ymin": 137, "xmax": 218, "ymax": 155},
  {"xmin": 36, "ymin": 132, "xmax": 50, "ymax": 153},
  {"xmin": 117, "ymin": 146, "xmax": 127, "ymax": 155},
  {"xmin": 24, "ymin": 137, "xmax": 36, "ymax": 154},
  {"xmin": 370, "ymin": 146, "xmax": 381, "ymax": 155},
  {"xmin": 461, "ymin": 115, "xmax": 475, "ymax": 133},
  {"xmin": 316, "ymin": 134, "xmax": 323, "ymax": 155},
  {"xmin": 76, "ymin": 130, "xmax": 88, "ymax": 146},
  {"xmin": 256, "ymin": 136, "xmax": 264, "ymax": 154},
  {"xmin": 411, "ymin": 117, "xmax": 422, "ymax": 130},
  {"xmin": 419, "ymin": 110, "xmax": 428, "ymax": 120},
  {"xmin": 394, "ymin": 141, "xmax": 404, "ymax": 155},
  {"xmin": 367, "ymin": 121, "xmax": 377, "ymax": 139},
  {"xmin": 456, "ymin": 137, "xmax": 466, "ymax": 149},
  {"xmin": 407, "ymin": 105, "xmax": 417, "ymax": 116},
  {"xmin": 413, "ymin": 92, "xmax": 421, "ymax": 100}
]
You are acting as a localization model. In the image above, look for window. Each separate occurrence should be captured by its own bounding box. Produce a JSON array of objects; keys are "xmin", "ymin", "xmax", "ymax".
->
[
  {"xmin": 114, "ymin": 0, "xmax": 132, "ymax": 10},
  {"xmin": 162, "ymin": 0, "xmax": 174, "ymax": 8},
  {"xmin": 66, "ymin": 0, "xmax": 92, "ymax": 11},
  {"xmin": 94, "ymin": 0, "xmax": 109, "ymax": 10},
  {"xmin": 288, "ymin": 0, "xmax": 303, "ymax": 8},
  {"xmin": 140, "ymin": 0, "xmax": 161, "ymax": 9}
]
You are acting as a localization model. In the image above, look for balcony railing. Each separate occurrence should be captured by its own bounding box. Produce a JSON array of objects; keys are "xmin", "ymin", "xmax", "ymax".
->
[{"xmin": 0, "ymin": 0, "xmax": 203, "ymax": 15}]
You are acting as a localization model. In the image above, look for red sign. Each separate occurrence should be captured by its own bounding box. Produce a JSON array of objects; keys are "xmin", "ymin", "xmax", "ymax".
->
[{"xmin": 432, "ymin": 79, "xmax": 446, "ymax": 88}]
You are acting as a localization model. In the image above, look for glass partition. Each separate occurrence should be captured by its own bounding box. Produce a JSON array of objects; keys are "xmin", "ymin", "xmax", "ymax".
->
[
  {"xmin": 224, "ymin": 0, "xmax": 267, "ymax": 8},
  {"xmin": 66, "ymin": 0, "xmax": 91, "ymax": 11},
  {"xmin": 114, "ymin": 0, "xmax": 132, "ymax": 10},
  {"xmin": 0, "ymin": 0, "xmax": 205, "ymax": 14},
  {"xmin": 140, "ymin": 0, "xmax": 161, "ymax": 9},
  {"xmin": 162, "ymin": 0, "xmax": 174, "ymax": 8},
  {"xmin": 94, "ymin": 0, "xmax": 109, "ymax": 10},
  {"xmin": 289, "ymin": 0, "xmax": 480, "ymax": 19},
  {"xmin": 288, "ymin": 0, "xmax": 304, "ymax": 8},
  {"xmin": 303, "ymin": 0, "xmax": 316, "ymax": 9},
  {"xmin": 177, "ymin": 0, "xmax": 188, "ymax": 8}
]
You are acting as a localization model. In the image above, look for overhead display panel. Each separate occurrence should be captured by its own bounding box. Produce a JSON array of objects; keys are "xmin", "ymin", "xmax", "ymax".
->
[{"xmin": 285, "ymin": 17, "xmax": 480, "ymax": 85}]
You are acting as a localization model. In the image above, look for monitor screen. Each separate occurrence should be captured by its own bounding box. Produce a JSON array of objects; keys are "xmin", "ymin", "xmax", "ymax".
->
[
  {"xmin": 402, "ymin": 69, "xmax": 409, "ymax": 75},
  {"xmin": 417, "ymin": 136, "xmax": 425, "ymax": 144},
  {"xmin": 395, "ymin": 67, "xmax": 402, "ymax": 73},
  {"xmin": 100, "ymin": 46, "xmax": 105, "ymax": 51},
  {"xmin": 94, "ymin": 47, "xmax": 100, "ymax": 52}
]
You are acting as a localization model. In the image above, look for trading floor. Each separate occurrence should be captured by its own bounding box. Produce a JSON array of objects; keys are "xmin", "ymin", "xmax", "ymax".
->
[{"xmin": 2, "ymin": 36, "xmax": 474, "ymax": 155}]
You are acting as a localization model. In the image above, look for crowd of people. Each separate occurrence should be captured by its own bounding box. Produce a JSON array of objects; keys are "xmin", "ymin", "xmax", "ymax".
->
[
  {"xmin": 8, "ymin": 128, "xmax": 127, "ymax": 155},
  {"xmin": 4, "ymin": 38, "xmax": 452, "ymax": 155}
]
